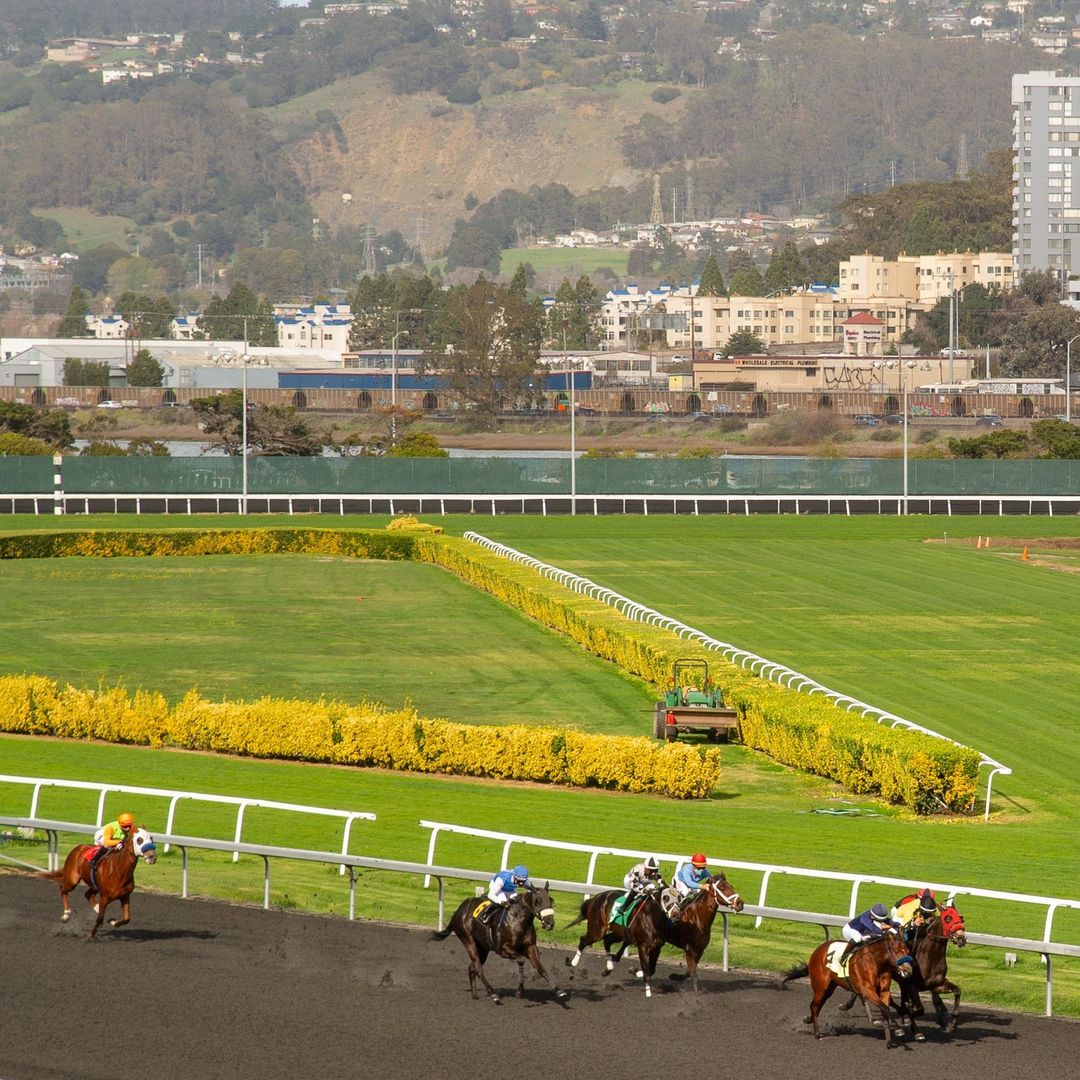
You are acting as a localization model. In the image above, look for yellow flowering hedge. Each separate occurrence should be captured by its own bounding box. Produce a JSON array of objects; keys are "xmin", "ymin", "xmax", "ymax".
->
[
  {"xmin": 0, "ymin": 675, "xmax": 720, "ymax": 798},
  {"xmin": 414, "ymin": 536, "xmax": 981, "ymax": 814},
  {"xmin": 0, "ymin": 529, "xmax": 417, "ymax": 561},
  {"xmin": 0, "ymin": 526, "xmax": 980, "ymax": 812}
]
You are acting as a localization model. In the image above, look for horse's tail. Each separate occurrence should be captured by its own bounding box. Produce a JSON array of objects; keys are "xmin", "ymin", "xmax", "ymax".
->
[
  {"xmin": 782, "ymin": 963, "xmax": 809, "ymax": 984},
  {"xmin": 38, "ymin": 869, "xmax": 64, "ymax": 882},
  {"xmin": 563, "ymin": 898, "xmax": 592, "ymax": 930},
  {"xmin": 429, "ymin": 925, "xmax": 455, "ymax": 942}
]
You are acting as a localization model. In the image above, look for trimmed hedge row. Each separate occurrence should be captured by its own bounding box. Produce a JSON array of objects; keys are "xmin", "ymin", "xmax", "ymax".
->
[
  {"xmin": 0, "ymin": 528, "xmax": 417, "ymax": 561},
  {"xmin": 413, "ymin": 535, "xmax": 982, "ymax": 814},
  {"xmin": 0, "ymin": 676, "xmax": 720, "ymax": 798}
]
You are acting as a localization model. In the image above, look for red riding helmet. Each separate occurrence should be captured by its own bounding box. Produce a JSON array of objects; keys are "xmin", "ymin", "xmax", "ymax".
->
[{"xmin": 690, "ymin": 853, "xmax": 708, "ymax": 868}]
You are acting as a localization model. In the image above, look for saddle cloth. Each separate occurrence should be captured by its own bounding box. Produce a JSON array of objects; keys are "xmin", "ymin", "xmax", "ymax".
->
[
  {"xmin": 83, "ymin": 846, "xmax": 104, "ymax": 862},
  {"xmin": 826, "ymin": 941, "xmax": 852, "ymax": 978},
  {"xmin": 472, "ymin": 899, "xmax": 492, "ymax": 920},
  {"xmin": 611, "ymin": 894, "xmax": 644, "ymax": 928}
]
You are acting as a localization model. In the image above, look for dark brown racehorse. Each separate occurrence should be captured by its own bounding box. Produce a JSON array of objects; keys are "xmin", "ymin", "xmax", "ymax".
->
[
  {"xmin": 783, "ymin": 931, "xmax": 916, "ymax": 1048},
  {"xmin": 565, "ymin": 888, "xmax": 668, "ymax": 997},
  {"xmin": 40, "ymin": 827, "xmax": 157, "ymax": 940},
  {"xmin": 431, "ymin": 883, "xmax": 568, "ymax": 1005},
  {"xmin": 659, "ymin": 874, "xmax": 744, "ymax": 991},
  {"xmin": 897, "ymin": 902, "xmax": 967, "ymax": 1032}
]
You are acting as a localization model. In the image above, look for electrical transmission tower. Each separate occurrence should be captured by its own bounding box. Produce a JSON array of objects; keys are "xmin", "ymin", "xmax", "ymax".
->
[
  {"xmin": 361, "ymin": 224, "xmax": 377, "ymax": 277},
  {"xmin": 650, "ymin": 176, "xmax": 663, "ymax": 225},
  {"xmin": 957, "ymin": 134, "xmax": 969, "ymax": 181}
]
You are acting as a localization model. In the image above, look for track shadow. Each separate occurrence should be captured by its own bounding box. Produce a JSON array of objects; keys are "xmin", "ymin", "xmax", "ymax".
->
[{"xmin": 110, "ymin": 928, "xmax": 219, "ymax": 942}]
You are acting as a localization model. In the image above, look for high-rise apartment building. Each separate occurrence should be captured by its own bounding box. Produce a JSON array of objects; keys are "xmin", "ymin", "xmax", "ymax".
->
[{"xmin": 1012, "ymin": 70, "xmax": 1080, "ymax": 284}]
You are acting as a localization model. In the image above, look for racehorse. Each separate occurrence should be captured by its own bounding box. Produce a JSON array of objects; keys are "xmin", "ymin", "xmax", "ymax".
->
[
  {"xmin": 40, "ymin": 826, "xmax": 157, "ymax": 940},
  {"xmin": 564, "ymin": 887, "xmax": 668, "ymax": 997},
  {"xmin": 783, "ymin": 931, "xmax": 916, "ymax": 1048},
  {"xmin": 566, "ymin": 873, "xmax": 744, "ymax": 996},
  {"xmin": 431, "ymin": 882, "xmax": 568, "ymax": 1005},
  {"xmin": 896, "ymin": 902, "xmax": 967, "ymax": 1033}
]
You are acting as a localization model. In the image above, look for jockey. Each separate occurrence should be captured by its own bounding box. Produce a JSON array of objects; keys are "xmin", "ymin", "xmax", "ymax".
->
[
  {"xmin": 673, "ymin": 853, "xmax": 712, "ymax": 910},
  {"xmin": 624, "ymin": 855, "xmax": 666, "ymax": 896},
  {"xmin": 91, "ymin": 812, "xmax": 134, "ymax": 868},
  {"xmin": 841, "ymin": 903, "xmax": 898, "ymax": 959},
  {"xmin": 611, "ymin": 856, "xmax": 666, "ymax": 922},
  {"xmin": 482, "ymin": 864, "xmax": 528, "ymax": 922},
  {"xmin": 891, "ymin": 889, "xmax": 937, "ymax": 933}
]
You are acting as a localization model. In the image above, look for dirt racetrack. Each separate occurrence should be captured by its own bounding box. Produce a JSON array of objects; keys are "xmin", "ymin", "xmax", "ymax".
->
[{"xmin": 2, "ymin": 871, "xmax": 1077, "ymax": 1080}]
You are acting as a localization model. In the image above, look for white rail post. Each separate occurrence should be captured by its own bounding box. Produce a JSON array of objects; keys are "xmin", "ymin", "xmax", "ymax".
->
[
  {"xmin": 96, "ymin": 787, "xmax": 110, "ymax": 826},
  {"xmin": 163, "ymin": 795, "xmax": 182, "ymax": 854},
  {"xmin": 262, "ymin": 855, "xmax": 271, "ymax": 909},
  {"xmin": 29, "ymin": 782, "xmax": 43, "ymax": 819},
  {"xmin": 233, "ymin": 802, "xmax": 249, "ymax": 862},
  {"xmin": 423, "ymin": 825, "xmax": 442, "ymax": 888}
]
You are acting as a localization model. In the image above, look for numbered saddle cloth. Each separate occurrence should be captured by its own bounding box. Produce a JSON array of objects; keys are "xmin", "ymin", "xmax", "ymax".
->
[{"xmin": 825, "ymin": 940, "xmax": 851, "ymax": 979}]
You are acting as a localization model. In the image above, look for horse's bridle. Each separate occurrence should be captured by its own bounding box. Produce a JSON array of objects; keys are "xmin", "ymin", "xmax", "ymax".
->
[
  {"xmin": 522, "ymin": 888, "xmax": 555, "ymax": 929},
  {"xmin": 710, "ymin": 876, "xmax": 742, "ymax": 910}
]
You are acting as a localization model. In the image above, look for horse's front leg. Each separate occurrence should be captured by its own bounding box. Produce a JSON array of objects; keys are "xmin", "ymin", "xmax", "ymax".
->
[
  {"xmin": 524, "ymin": 943, "xmax": 568, "ymax": 1004},
  {"xmin": 936, "ymin": 980, "xmax": 961, "ymax": 1033},
  {"xmin": 516, "ymin": 959, "xmax": 526, "ymax": 998},
  {"xmin": 464, "ymin": 939, "xmax": 499, "ymax": 1003},
  {"xmin": 683, "ymin": 946, "xmax": 703, "ymax": 993},
  {"xmin": 875, "ymin": 981, "xmax": 907, "ymax": 1048},
  {"xmin": 88, "ymin": 900, "xmax": 108, "ymax": 941},
  {"xmin": 109, "ymin": 893, "xmax": 132, "ymax": 929}
]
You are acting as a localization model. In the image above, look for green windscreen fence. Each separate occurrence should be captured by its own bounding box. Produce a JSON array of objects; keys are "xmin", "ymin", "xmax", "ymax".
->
[{"xmin": 4, "ymin": 456, "xmax": 1080, "ymax": 496}]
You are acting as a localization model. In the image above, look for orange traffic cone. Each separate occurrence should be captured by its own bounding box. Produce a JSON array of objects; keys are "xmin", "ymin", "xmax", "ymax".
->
[{"xmin": 1021, "ymin": 546, "xmax": 1029, "ymax": 561}]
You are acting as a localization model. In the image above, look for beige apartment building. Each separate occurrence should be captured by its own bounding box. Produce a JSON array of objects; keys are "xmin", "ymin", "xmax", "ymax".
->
[
  {"xmin": 624, "ymin": 249, "xmax": 1013, "ymax": 355},
  {"xmin": 659, "ymin": 289, "xmax": 916, "ymax": 353},
  {"xmin": 838, "ymin": 251, "xmax": 1013, "ymax": 305}
]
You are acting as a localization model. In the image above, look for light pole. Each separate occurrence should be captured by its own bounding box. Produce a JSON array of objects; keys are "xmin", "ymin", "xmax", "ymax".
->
[
  {"xmin": 390, "ymin": 328, "xmax": 408, "ymax": 445},
  {"xmin": 241, "ymin": 317, "xmax": 250, "ymax": 516},
  {"xmin": 1067, "ymin": 335, "xmax": 1080, "ymax": 423},
  {"xmin": 563, "ymin": 319, "xmax": 576, "ymax": 516}
]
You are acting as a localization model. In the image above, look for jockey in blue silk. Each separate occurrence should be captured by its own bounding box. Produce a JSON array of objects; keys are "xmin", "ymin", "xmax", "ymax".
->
[
  {"xmin": 673, "ymin": 853, "xmax": 712, "ymax": 911},
  {"xmin": 841, "ymin": 902, "xmax": 899, "ymax": 960},
  {"xmin": 486, "ymin": 864, "xmax": 528, "ymax": 907}
]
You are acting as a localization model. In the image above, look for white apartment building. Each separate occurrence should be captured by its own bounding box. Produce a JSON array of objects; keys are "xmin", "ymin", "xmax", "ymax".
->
[
  {"xmin": 273, "ymin": 303, "xmax": 353, "ymax": 354},
  {"xmin": 1012, "ymin": 70, "xmax": 1080, "ymax": 283},
  {"xmin": 599, "ymin": 284, "xmax": 675, "ymax": 348}
]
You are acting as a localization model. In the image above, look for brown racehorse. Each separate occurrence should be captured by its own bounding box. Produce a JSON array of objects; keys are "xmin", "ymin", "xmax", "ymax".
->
[
  {"xmin": 783, "ymin": 931, "xmax": 916, "ymax": 1048},
  {"xmin": 564, "ymin": 888, "xmax": 668, "ymax": 998},
  {"xmin": 896, "ymin": 902, "xmax": 967, "ymax": 1032},
  {"xmin": 40, "ymin": 826, "xmax": 157, "ymax": 940},
  {"xmin": 430, "ymin": 883, "xmax": 568, "ymax": 1006},
  {"xmin": 659, "ymin": 874, "xmax": 744, "ymax": 992}
]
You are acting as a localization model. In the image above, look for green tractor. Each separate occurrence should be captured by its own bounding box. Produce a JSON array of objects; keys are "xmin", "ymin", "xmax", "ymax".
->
[{"xmin": 653, "ymin": 658, "xmax": 739, "ymax": 743}]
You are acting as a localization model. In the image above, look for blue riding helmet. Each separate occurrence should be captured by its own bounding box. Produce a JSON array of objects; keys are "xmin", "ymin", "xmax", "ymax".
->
[
  {"xmin": 870, "ymin": 903, "xmax": 889, "ymax": 920},
  {"xmin": 511, "ymin": 865, "xmax": 528, "ymax": 884}
]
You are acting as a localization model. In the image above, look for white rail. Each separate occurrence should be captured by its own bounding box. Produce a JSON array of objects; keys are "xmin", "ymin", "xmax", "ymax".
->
[
  {"xmin": 419, "ymin": 819, "xmax": 1080, "ymax": 945},
  {"xmin": 0, "ymin": 774, "xmax": 375, "ymax": 873},
  {"xmin": 7, "ymin": 814, "xmax": 1077, "ymax": 1017},
  {"xmin": 463, "ymin": 531, "xmax": 1012, "ymax": 818}
]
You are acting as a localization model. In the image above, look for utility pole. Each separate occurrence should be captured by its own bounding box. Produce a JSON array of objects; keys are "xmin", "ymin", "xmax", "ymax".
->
[{"xmin": 196, "ymin": 244, "xmax": 206, "ymax": 289}]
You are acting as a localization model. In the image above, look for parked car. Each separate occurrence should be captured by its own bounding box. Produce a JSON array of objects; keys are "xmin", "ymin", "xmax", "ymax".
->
[
  {"xmin": 853, "ymin": 414, "xmax": 879, "ymax": 427},
  {"xmin": 975, "ymin": 414, "xmax": 1004, "ymax": 427},
  {"xmin": 883, "ymin": 413, "xmax": 907, "ymax": 425},
  {"xmin": 96, "ymin": 400, "xmax": 123, "ymax": 410},
  {"xmin": 689, "ymin": 411, "xmax": 714, "ymax": 423}
]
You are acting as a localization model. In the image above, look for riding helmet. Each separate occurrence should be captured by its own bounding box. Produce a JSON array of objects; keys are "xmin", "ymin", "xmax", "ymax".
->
[
  {"xmin": 645, "ymin": 856, "xmax": 660, "ymax": 873},
  {"xmin": 918, "ymin": 890, "xmax": 937, "ymax": 914},
  {"xmin": 870, "ymin": 902, "xmax": 889, "ymax": 920},
  {"xmin": 691, "ymin": 853, "xmax": 708, "ymax": 868},
  {"xmin": 512, "ymin": 864, "xmax": 528, "ymax": 882},
  {"xmin": 118, "ymin": 812, "xmax": 135, "ymax": 828}
]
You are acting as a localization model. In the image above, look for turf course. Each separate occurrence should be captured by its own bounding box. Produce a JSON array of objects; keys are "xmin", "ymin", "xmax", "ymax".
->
[{"xmin": 0, "ymin": 513, "xmax": 1078, "ymax": 1015}]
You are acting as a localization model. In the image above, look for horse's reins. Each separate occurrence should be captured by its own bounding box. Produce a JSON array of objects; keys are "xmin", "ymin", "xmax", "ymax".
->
[
  {"xmin": 712, "ymin": 878, "xmax": 741, "ymax": 909},
  {"xmin": 524, "ymin": 889, "xmax": 554, "ymax": 923}
]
